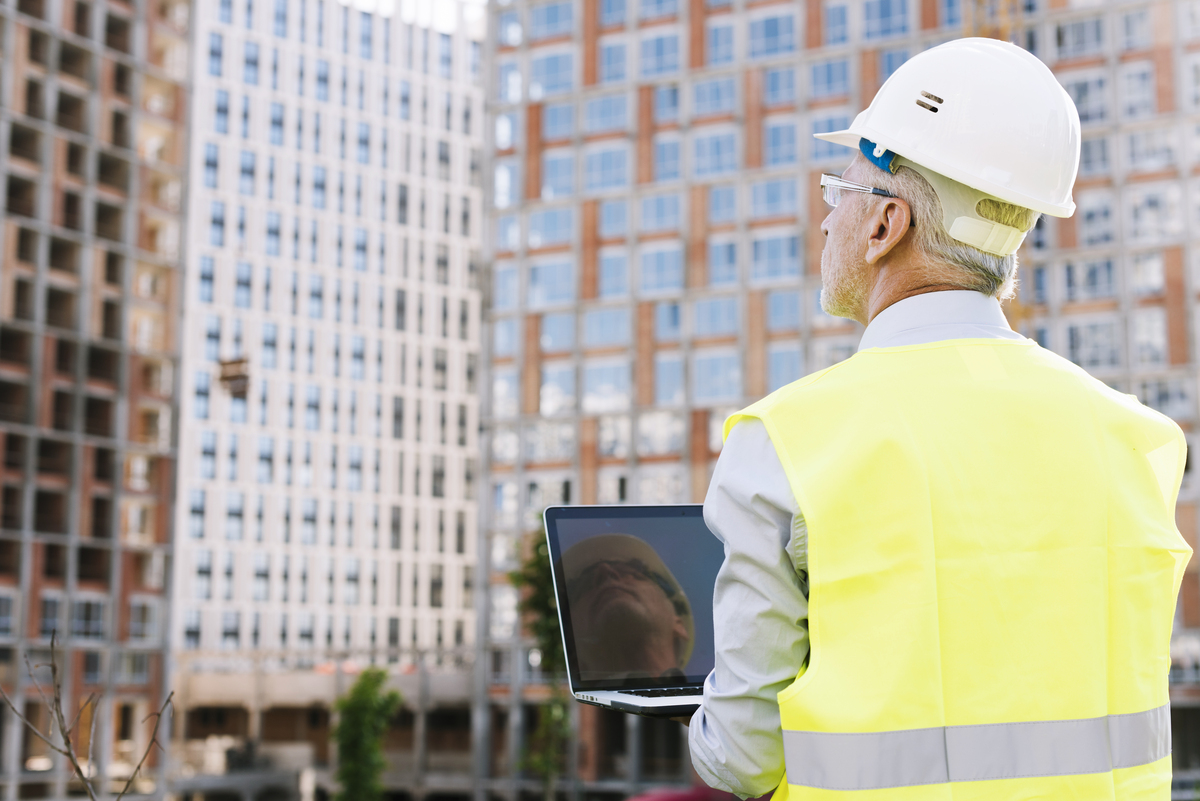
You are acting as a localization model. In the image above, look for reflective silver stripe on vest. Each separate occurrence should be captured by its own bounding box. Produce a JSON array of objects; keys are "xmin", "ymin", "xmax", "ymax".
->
[{"xmin": 782, "ymin": 705, "xmax": 1170, "ymax": 791}]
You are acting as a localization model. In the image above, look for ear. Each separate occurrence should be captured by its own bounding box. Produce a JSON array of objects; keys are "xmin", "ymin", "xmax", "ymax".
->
[{"xmin": 863, "ymin": 198, "xmax": 913, "ymax": 265}]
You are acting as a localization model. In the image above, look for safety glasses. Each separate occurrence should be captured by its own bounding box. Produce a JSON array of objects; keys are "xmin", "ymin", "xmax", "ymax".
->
[{"xmin": 820, "ymin": 173, "xmax": 901, "ymax": 208}]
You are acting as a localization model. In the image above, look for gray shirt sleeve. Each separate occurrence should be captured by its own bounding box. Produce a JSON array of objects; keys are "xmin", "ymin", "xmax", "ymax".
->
[{"xmin": 688, "ymin": 419, "xmax": 810, "ymax": 799}]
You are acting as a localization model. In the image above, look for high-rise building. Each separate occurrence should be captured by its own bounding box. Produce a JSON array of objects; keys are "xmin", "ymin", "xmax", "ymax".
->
[
  {"xmin": 0, "ymin": 0, "xmax": 187, "ymax": 794},
  {"xmin": 480, "ymin": 0, "xmax": 1200, "ymax": 792},
  {"xmin": 172, "ymin": 0, "xmax": 485, "ymax": 795}
]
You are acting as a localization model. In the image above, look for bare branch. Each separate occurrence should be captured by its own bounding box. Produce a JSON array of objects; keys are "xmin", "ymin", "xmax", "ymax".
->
[
  {"xmin": 0, "ymin": 680, "xmax": 69, "ymax": 756},
  {"xmin": 67, "ymin": 693, "xmax": 96, "ymax": 738},
  {"xmin": 113, "ymin": 691, "xmax": 174, "ymax": 801},
  {"xmin": 87, "ymin": 692, "xmax": 97, "ymax": 783}
]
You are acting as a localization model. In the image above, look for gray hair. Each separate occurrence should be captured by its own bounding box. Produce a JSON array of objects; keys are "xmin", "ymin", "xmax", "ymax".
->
[{"xmin": 869, "ymin": 164, "xmax": 1041, "ymax": 300}]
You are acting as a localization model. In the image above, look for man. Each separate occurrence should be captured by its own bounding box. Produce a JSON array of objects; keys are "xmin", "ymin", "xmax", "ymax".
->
[
  {"xmin": 561, "ymin": 534, "xmax": 694, "ymax": 679},
  {"xmin": 688, "ymin": 38, "xmax": 1192, "ymax": 800}
]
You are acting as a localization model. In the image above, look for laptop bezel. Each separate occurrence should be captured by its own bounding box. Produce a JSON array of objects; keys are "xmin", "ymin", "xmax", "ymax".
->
[{"xmin": 544, "ymin": 503, "xmax": 717, "ymax": 693}]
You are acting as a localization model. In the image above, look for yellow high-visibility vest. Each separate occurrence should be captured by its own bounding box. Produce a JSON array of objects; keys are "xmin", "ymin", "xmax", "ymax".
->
[{"xmin": 725, "ymin": 338, "xmax": 1191, "ymax": 801}]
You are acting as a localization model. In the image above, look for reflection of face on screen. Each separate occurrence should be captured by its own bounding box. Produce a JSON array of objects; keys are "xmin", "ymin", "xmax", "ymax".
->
[{"xmin": 562, "ymin": 534, "xmax": 694, "ymax": 681}]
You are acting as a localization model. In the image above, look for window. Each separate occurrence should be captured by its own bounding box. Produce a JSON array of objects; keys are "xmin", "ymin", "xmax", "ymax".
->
[
  {"xmin": 655, "ymin": 85, "xmax": 680, "ymax": 121},
  {"xmin": 1064, "ymin": 259, "xmax": 1114, "ymax": 302},
  {"xmin": 210, "ymin": 201, "xmax": 226, "ymax": 246},
  {"xmin": 599, "ymin": 253, "xmax": 628, "ymax": 296},
  {"xmin": 811, "ymin": 60, "xmax": 849, "ymax": 97},
  {"xmin": 599, "ymin": 201, "xmax": 628, "ymax": 237},
  {"xmin": 540, "ymin": 363, "xmax": 576, "ymax": 414},
  {"xmin": 765, "ymin": 68, "xmax": 796, "ymax": 106},
  {"xmin": 313, "ymin": 166, "xmax": 327, "ymax": 208},
  {"xmin": 1057, "ymin": 18, "xmax": 1104, "ymax": 60},
  {"xmin": 1127, "ymin": 186, "xmax": 1181, "ymax": 243},
  {"xmin": 270, "ymin": 103, "xmax": 284, "ymax": 145},
  {"xmin": 71, "ymin": 600, "xmax": 105, "ymax": 639},
  {"xmin": 209, "ymin": 33, "xmax": 223, "ymax": 76},
  {"xmin": 361, "ymin": 12, "xmax": 375, "ymax": 59},
  {"xmin": 710, "ymin": 185, "xmax": 736, "ymax": 223},
  {"xmin": 199, "ymin": 257, "xmax": 215, "ymax": 302},
  {"xmin": 316, "ymin": 60, "xmax": 330, "ymax": 100},
  {"xmin": 751, "ymin": 179, "xmax": 797, "ymax": 217},
  {"xmin": 765, "ymin": 122, "xmax": 797, "ymax": 166},
  {"xmin": 528, "ymin": 261, "xmax": 575, "ymax": 307},
  {"xmin": 541, "ymin": 153, "xmax": 574, "ymax": 199},
  {"xmin": 585, "ymin": 147, "xmax": 629, "ymax": 191},
  {"xmin": 195, "ymin": 372, "xmax": 211, "ymax": 419},
  {"xmin": 498, "ymin": 62, "xmax": 522, "ymax": 103},
  {"xmin": 641, "ymin": 34, "xmax": 680, "ymax": 76},
  {"xmin": 768, "ymin": 290, "xmax": 801, "ymax": 330},
  {"xmin": 226, "ymin": 492, "xmax": 244, "ymax": 540},
  {"xmin": 357, "ymin": 122, "xmax": 371, "ymax": 163},
  {"xmin": 655, "ymin": 353, "xmax": 684, "ymax": 405},
  {"xmin": 215, "ymin": 90, "xmax": 230, "ymax": 133},
  {"xmin": 204, "ymin": 144, "xmax": 220, "ymax": 188},
  {"xmin": 1079, "ymin": 138, "xmax": 1109, "ymax": 176},
  {"xmin": 244, "ymin": 41, "xmax": 260, "ymax": 84},
  {"xmin": 579, "ymin": 359, "xmax": 633, "ymax": 417},
  {"xmin": 234, "ymin": 261, "xmax": 252, "ymax": 307},
  {"xmin": 238, "ymin": 151, "xmax": 255, "ymax": 195},
  {"xmin": 585, "ymin": 96, "xmax": 628, "ymax": 133},
  {"xmin": 708, "ymin": 25, "xmax": 733, "ymax": 65},
  {"xmin": 692, "ymin": 351, "xmax": 741, "ymax": 403},
  {"xmin": 530, "ymin": 53, "xmax": 573, "ymax": 98},
  {"xmin": 709, "ymin": 242, "xmax": 737, "ymax": 285},
  {"xmin": 262, "ymin": 323, "xmax": 277, "ymax": 368},
  {"xmin": 1132, "ymin": 308, "xmax": 1167, "ymax": 367},
  {"xmin": 1078, "ymin": 195, "xmax": 1114, "ymax": 246},
  {"xmin": 601, "ymin": 0, "xmax": 626, "ymax": 26},
  {"xmin": 266, "ymin": 212, "xmax": 281, "ymax": 256},
  {"xmin": 543, "ymin": 104, "xmax": 574, "ymax": 139},
  {"xmin": 273, "ymin": 0, "xmax": 287, "ymax": 36},
  {"xmin": 640, "ymin": 0, "xmax": 677, "ymax": 20},
  {"xmin": 768, "ymin": 344, "xmax": 802, "ymax": 391},
  {"xmin": 0, "ymin": 596, "xmax": 12, "ymax": 637},
  {"xmin": 541, "ymin": 312, "xmax": 575, "ymax": 351},
  {"xmin": 189, "ymin": 489, "xmax": 206, "ymax": 538},
  {"xmin": 600, "ymin": 42, "xmax": 627, "ymax": 83},
  {"xmin": 584, "ymin": 308, "xmax": 631, "ymax": 347},
  {"xmin": 641, "ymin": 247, "xmax": 683, "ymax": 292},
  {"xmin": 694, "ymin": 78, "xmax": 735, "ymax": 116},
  {"xmin": 493, "ymin": 266, "xmax": 518, "ymax": 311},
  {"xmin": 1131, "ymin": 252, "xmax": 1164, "ymax": 297},
  {"xmin": 694, "ymin": 297, "xmax": 738, "ymax": 337},
  {"xmin": 1067, "ymin": 319, "xmax": 1120, "ymax": 368},
  {"xmin": 654, "ymin": 139, "xmax": 681, "ymax": 181},
  {"xmin": 864, "ymin": 0, "xmax": 908, "ymax": 39},
  {"xmin": 438, "ymin": 32, "xmax": 453, "ymax": 78},
  {"xmin": 642, "ymin": 194, "xmax": 681, "ymax": 231},
  {"xmin": 655, "ymin": 301, "xmax": 681, "ymax": 340},
  {"xmin": 528, "ymin": 208, "xmax": 574, "ymax": 248},
  {"xmin": 694, "ymin": 132, "xmax": 737, "ymax": 176},
  {"xmin": 1127, "ymin": 130, "xmax": 1175, "ymax": 172},
  {"xmin": 749, "ymin": 15, "xmax": 795, "ymax": 57},
  {"xmin": 1121, "ymin": 64, "xmax": 1155, "ymax": 119},
  {"xmin": 1064, "ymin": 76, "xmax": 1107, "ymax": 125},
  {"xmin": 881, "ymin": 49, "xmax": 908, "ymax": 80},
  {"xmin": 825, "ymin": 2, "xmax": 848, "ymax": 43},
  {"xmin": 812, "ymin": 116, "xmax": 851, "ymax": 160},
  {"xmin": 753, "ymin": 234, "xmax": 800, "ymax": 280}
]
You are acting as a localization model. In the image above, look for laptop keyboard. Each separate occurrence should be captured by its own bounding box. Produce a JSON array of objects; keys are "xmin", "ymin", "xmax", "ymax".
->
[{"xmin": 624, "ymin": 687, "xmax": 700, "ymax": 697}]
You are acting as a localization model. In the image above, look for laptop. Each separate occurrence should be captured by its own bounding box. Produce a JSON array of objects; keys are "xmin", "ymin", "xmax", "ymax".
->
[{"xmin": 544, "ymin": 504, "xmax": 724, "ymax": 718}]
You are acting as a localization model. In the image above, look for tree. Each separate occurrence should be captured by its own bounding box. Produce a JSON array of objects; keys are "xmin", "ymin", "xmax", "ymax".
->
[
  {"xmin": 510, "ymin": 526, "xmax": 572, "ymax": 801},
  {"xmin": 333, "ymin": 667, "xmax": 402, "ymax": 801},
  {"xmin": 0, "ymin": 633, "xmax": 171, "ymax": 801}
]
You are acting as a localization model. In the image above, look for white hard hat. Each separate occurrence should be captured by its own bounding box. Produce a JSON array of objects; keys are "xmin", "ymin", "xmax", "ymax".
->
[{"xmin": 815, "ymin": 38, "xmax": 1081, "ymax": 255}]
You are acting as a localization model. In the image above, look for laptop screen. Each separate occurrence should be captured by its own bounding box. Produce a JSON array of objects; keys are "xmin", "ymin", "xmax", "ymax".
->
[{"xmin": 545, "ymin": 505, "xmax": 724, "ymax": 691}]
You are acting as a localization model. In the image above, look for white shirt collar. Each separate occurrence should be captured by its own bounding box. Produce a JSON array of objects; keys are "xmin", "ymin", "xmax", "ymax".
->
[{"xmin": 857, "ymin": 290, "xmax": 1025, "ymax": 352}]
